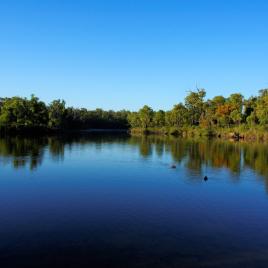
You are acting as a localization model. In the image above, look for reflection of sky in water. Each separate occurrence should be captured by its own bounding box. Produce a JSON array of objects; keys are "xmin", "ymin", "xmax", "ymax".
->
[{"xmin": 1, "ymin": 135, "xmax": 268, "ymax": 267}]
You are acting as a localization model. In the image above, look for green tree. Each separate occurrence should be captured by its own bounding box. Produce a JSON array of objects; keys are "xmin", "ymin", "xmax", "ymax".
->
[
  {"xmin": 27, "ymin": 95, "xmax": 48, "ymax": 127},
  {"xmin": 256, "ymin": 89, "xmax": 268, "ymax": 125},
  {"xmin": 0, "ymin": 97, "xmax": 28, "ymax": 128},
  {"xmin": 48, "ymin": 100, "xmax": 66, "ymax": 129},
  {"xmin": 243, "ymin": 97, "xmax": 257, "ymax": 125},
  {"xmin": 127, "ymin": 112, "xmax": 140, "ymax": 128},
  {"xmin": 170, "ymin": 103, "xmax": 188, "ymax": 127},
  {"xmin": 185, "ymin": 89, "xmax": 206, "ymax": 125},
  {"xmin": 153, "ymin": 110, "xmax": 165, "ymax": 127},
  {"xmin": 228, "ymin": 93, "xmax": 244, "ymax": 125},
  {"xmin": 165, "ymin": 111, "xmax": 172, "ymax": 127},
  {"xmin": 211, "ymin": 95, "xmax": 226, "ymax": 107},
  {"xmin": 138, "ymin": 105, "xmax": 154, "ymax": 129}
]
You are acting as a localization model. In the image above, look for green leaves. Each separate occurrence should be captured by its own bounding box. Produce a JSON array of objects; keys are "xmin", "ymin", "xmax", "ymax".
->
[
  {"xmin": 256, "ymin": 89, "xmax": 268, "ymax": 125},
  {"xmin": 170, "ymin": 103, "xmax": 188, "ymax": 127},
  {"xmin": 185, "ymin": 89, "xmax": 206, "ymax": 125},
  {"xmin": 1, "ymin": 88, "xmax": 268, "ymax": 134},
  {"xmin": 0, "ymin": 96, "xmax": 48, "ymax": 130},
  {"xmin": 48, "ymin": 100, "xmax": 66, "ymax": 129},
  {"xmin": 138, "ymin": 105, "xmax": 154, "ymax": 129}
]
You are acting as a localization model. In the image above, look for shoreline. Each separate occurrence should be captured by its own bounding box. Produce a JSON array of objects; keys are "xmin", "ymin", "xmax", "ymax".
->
[
  {"xmin": 1, "ymin": 126, "xmax": 268, "ymax": 142},
  {"xmin": 130, "ymin": 127, "xmax": 268, "ymax": 142}
]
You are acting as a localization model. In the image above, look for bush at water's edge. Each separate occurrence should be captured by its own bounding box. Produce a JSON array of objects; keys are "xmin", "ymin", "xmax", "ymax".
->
[{"xmin": 130, "ymin": 126, "xmax": 268, "ymax": 142}]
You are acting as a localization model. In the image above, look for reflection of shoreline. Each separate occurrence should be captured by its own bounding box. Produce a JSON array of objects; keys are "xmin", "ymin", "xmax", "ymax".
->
[
  {"xmin": 79, "ymin": 129, "xmax": 128, "ymax": 133},
  {"xmin": 1, "ymin": 135, "xmax": 268, "ymax": 189},
  {"xmin": 130, "ymin": 135, "xmax": 268, "ymax": 180}
]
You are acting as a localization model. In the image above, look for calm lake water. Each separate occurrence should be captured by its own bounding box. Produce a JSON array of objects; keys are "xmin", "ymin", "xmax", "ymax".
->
[{"xmin": 1, "ymin": 134, "xmax": 268, "ymax": 268}]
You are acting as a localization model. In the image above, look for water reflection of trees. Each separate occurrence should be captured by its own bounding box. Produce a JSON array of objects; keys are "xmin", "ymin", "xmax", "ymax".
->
[
  {"xmin": 129, "ymin": 135, "xmax": 268, "ymax": 186},
  {"xmin": 0, "ymin": 137, "xmax": 47, "ymax": 170},
  {"xmin": 0, "ymin": 134, "xmax": 130, "ymax": 170},
  {"xmin": 1, "ymin": 134, "xmax": 268, "ymax": 187}
]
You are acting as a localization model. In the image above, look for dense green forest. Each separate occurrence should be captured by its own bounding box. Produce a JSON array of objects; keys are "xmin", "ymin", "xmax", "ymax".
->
[
  {"xmin": 1, "ymin": 89, "xmax": 268, "ymax": 139},
  {"xmin": 0, "ymin": 95, "xmax": 129, "ymax": 132},
  {"xmin": 128, "ymin": 88, "xmax": 268, "ymax": 140}
]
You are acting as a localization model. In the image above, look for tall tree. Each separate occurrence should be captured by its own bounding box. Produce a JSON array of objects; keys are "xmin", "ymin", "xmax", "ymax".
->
[
  {"xmin": 48, "ymin": 100, "xmax": 66, "ymax": 129},
  {"xmin": 0, "ymin": 97, "xmax": 28, "ymax": 128},
  {"xmin": 27, "ymin": 95, "xmax": 48, "ymax": 127},
  {"xmin": 228, "ymin": 93, "xmax": 244, "ymax": 125},
  {"xmin": 138, "ymin": 105, "xmax": 154, "ymax": 129},
  {"xmin": 153, "ymin": 110, "xmax": 165, "ymax": 127},
  {"xmin": 185, "ymin": 89, "xmax": 206, "ymax": 125},
  {"xmin": 170, "ymin": 103, "xmax": 188, "ymax": 127},
  {"xmin": 127, "ymin": 112, "xmax": 140, "ymax": 128},
  {"xmin": 256, "ymin": 89, "xmax": 268, "ymax": 125}
]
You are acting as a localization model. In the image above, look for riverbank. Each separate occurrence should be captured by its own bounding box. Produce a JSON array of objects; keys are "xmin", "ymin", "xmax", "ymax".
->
[
  {"xmin": 0, "ymin": 127, "xmax": 129, "ymax": 137},
  {"xmin": 2, "ymin": 125, "xmax": 268, "ymax": 142},
  {"xmin": 130, "ymin": 126, "xmax": 268, "ymax": 142}
]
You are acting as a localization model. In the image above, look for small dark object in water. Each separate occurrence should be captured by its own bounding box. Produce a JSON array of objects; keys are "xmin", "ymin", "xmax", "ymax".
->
[
  {"xmin": 171, "ymin": 164, "xmax": 176, "ymax": 169},
  {"xmin": 204, "ymin": 176, "xmax": 208, "ymax": 181}
]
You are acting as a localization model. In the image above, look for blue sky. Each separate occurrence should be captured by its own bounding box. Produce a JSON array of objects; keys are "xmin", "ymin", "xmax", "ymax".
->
[{"xmin": 0, "ymin": 0, "xmax": 267, "ymax": 111}]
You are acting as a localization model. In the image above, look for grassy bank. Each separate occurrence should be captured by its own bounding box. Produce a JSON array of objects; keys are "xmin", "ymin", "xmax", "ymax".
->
[{"xmin": 130, "ymin": 126, "xmax": 268, "ymax": 142}]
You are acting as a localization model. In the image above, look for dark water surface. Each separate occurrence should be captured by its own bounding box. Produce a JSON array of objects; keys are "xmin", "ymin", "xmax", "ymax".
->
[{"xmin": 1, "ymin": 134, "xmax": 268, "ymax": 268}]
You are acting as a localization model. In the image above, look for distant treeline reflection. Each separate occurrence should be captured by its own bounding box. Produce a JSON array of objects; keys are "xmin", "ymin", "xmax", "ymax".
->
[
  {"xmin": 1, "ymin": 134, "xmax": 268, "ymax": 188},
  {"xmin": 131, "ymin": 135, "xmax": 268, "ymax": 175}
]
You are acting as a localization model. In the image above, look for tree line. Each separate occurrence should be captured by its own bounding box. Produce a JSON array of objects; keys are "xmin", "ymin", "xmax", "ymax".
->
[
  {"xmin": 1, "ymin": 89, "xmax": 268, "ymax": 134},
  {"xmin": 0, "ymin": 95, "xmax": 129, "ymax": 132},
  {"xmin": 127, "ymin": 88, "xmax": 268, "ymax": 133}
]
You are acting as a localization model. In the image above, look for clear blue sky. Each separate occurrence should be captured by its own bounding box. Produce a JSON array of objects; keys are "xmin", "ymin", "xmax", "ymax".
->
[{"xmin": 0, "ymin": 0, "xmax": 267, "ymax": 111}]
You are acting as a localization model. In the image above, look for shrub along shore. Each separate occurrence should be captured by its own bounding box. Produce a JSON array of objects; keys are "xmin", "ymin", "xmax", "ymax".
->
[
  {"xmin": 1, "ymin": 88, "xmax": 268, "ymax": 141},
  {"xmin": 130, "ymin": 126, "xmax": 268, "ymax": 142}
]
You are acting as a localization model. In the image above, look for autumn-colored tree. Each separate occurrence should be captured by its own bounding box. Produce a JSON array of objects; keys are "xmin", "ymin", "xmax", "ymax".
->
[{"xmin": 215, "ymin": 103, "xmax": 233, "ymax": 127}]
